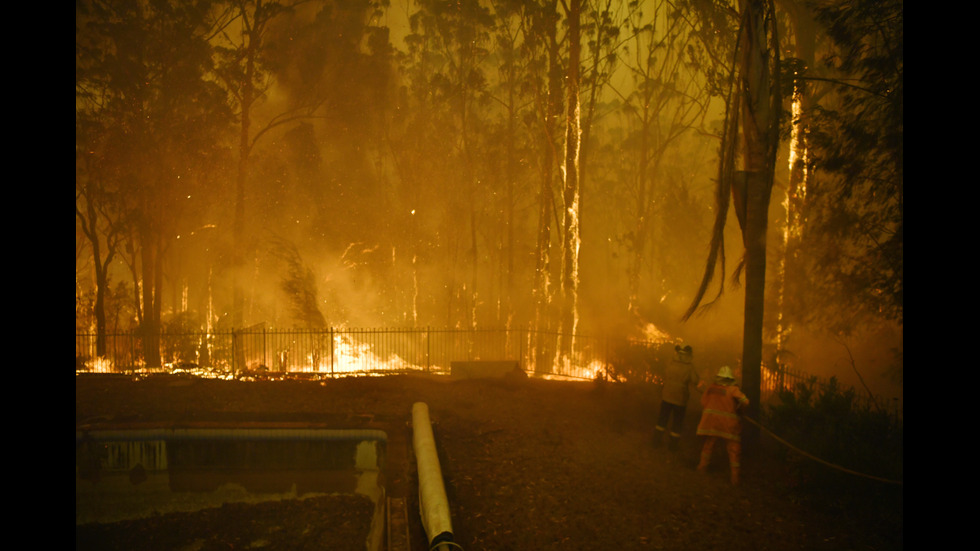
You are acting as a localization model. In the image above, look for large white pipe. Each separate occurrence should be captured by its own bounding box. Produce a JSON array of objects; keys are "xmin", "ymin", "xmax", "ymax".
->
[{"xmin": 412, "ymin": 402, "xmax": 455, "ymax": 550}]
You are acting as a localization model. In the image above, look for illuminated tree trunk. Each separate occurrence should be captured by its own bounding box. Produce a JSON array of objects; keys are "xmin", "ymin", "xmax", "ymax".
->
[
  {"xmin": 559, "ymin": 0, "xmax": 582, "ymax": 360},
  {"xmin": 532, "ymin": 148, "xmax": 556, "ymax": 374},
  {"xmin": 531, "ymin": 0, "xmax": 562, "ymax": 374},
  {"xmin": 576, "ymin": 0, "xmax": 618, "ymax": 315},
  {"xmin": 775, "ymin": 3, "xmax": 816, "ymax": 363}
]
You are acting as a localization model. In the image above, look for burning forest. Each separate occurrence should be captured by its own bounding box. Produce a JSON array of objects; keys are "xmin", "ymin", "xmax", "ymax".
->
[
  {"xmin": 77, "ymin": 3, "xmax": 902, "ymax": 549},
  {"xmin": 77, "ymin": 1, "xmax": 902, "ymax": 410}
]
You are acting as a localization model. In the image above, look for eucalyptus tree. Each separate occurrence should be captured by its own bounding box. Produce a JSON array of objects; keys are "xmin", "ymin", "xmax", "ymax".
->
[
  {"xmin": 769, "ymin": 0, "xmax": 822, "ymax": 362},
  {"xmin": 557, "ymin": 0, "xmax": 582, "ymax": 360},
  {"xmin": 76, "ymin": 7, "xmax": 124, "ymax": 355},
  {"xmin": 556, "ymin": 0, "xmax": 625, "ymax": 354},
  {"xmin": 211, "ymin": 0, "xmax": 302, "ymax": 330},
  {"xmin": 578, "ymin": 0, "xmax": 622, "ymax": 202},
  {"xmin": 614, "ymin": 0, "xmax": 715, "ymax": 317},
  {"xmin": 732, "ymin": 0, "xmax": 781, "ymax": 425},
  {"xmin": 481, "ymin": 0, "xmax": 541, "ymax": 329},
  {"xmin": 399, "ymin": 0, "xmax": 495, "ymax": 328},
  {"xmin": 513, "ymin": 0, "xmax": 564, "ymax": 371},
  {"xmin": 210, "ymin": 0, "xmax": 393, "ymax": 329},
  {"xmin": 75, "ymin": 141, "xmax": 126, "ymax": 357},
  {"xmin": 76, "ymin": 0, "xmax": 231, "ymax": 366},
  {"xmin": 501, "ymin": 0, "xmax": 617, "ymax": 368},
  {"xmin": 681, "ymin": 0, "xmax": 782, "ymax": 432},
  {"xmin": 792, "ymin": 0, "xmax": 903, "ymax": 333}
]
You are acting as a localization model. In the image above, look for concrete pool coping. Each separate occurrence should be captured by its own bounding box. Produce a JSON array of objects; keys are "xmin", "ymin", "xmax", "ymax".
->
[{"xmin": 76, "ymin": 425, "xmax": 389, "ymax": 551}]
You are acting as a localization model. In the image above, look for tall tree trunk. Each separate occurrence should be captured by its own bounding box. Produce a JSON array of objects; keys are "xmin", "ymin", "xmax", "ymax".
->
[
  {"xmin": 89, "ymin": 211, "xmax": 108, "ymax": 357},
  {"xmin": 532, "ymin": 146, "xmax": 556, "ymax": 374},
  {"xmin": 505, "ymin": 76, "xmax": 516, "ymax": 331},
  {"xmin": 140, "ymin": 219, "xmax": 162, "ymax": 368},
  {"xmin": 77, "ymin": 178, "xmax": 115, "ymax": 358},
  {"xmin": 230, "ymin": 6, "xmax": 259, "ymax": 375},
  {"xmin": 775, "ymin": 3, "xmax": 816, "ymax": 362},
  {"xmin": 233, "ymin": 36, "xmax": 254, "ymax": 332},
  {"xmin": 739, "ymin": 170, "xmax": 769, "ymax": 435},
  {"xmin": 92, "ymin": 261, "xmax": 108, "ymax": 357},
  {"xmin": 531, "ymin": 0, "xmax": 562, "ymax": 374},
  {"xmin": 737, "ymin": 0, "xmax": 778, "ymax": 442},
  {"xmin": 559, "ymin": 0, "xmax": 582, "ymax": 360}
]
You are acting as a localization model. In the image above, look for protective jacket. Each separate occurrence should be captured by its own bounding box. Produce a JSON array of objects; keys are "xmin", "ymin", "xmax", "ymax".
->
[
  {"xmin": 662, "ymin": 360, "xmax": 698, "ymax": 406},
  {"xmin": 696, "ymin": 383, "xmax": 749, "ymax": 441}
]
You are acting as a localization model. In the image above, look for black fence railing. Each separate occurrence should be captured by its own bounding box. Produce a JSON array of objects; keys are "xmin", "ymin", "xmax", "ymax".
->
[
  {"xmin": 75, "ymin": 327, "xmax": 667, "ymax": 380},
  {"xmin": 76, "ymin": 327, "xmax": 896, "ymax": 413},
  {"xmin": 760, "ymin": 360, "xmax": 901, "ymax": 416},
  {"xmin": 762, "ymin": 361, "xmax": 815, "ymax": 402}
]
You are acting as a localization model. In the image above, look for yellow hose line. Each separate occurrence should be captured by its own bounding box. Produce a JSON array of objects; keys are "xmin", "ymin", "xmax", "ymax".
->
[{"xmin": 413, "ymin": 403, "xmax": 456, "ymax": 545}]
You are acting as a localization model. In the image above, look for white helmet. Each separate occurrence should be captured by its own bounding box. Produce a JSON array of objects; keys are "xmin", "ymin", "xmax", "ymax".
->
[{"xmin": 716, "ymin": 366, "xmax": 735, "ymax": 381}]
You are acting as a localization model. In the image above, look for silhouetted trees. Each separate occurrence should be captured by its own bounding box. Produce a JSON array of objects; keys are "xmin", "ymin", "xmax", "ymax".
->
[
  {"xmin": 76, "ymin": 0, "xmax": 230, "ymax": 364},
  {"xmin": 796, "ymin": 0, "xmax": 903, "ymax": 331},
  {"xmin": 76, "ymin": 0, "xmax": 902, "ymax": 377}
]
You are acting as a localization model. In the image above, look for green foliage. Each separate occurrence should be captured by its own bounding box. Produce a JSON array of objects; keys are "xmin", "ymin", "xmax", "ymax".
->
[{"xmin": 764, "ymin": 376, "xmax": 903, "ymax": 522}]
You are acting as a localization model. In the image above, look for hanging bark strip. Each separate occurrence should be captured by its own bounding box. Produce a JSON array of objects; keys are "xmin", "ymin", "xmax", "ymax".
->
[{"xmin": 684, "ymin": 0, "xmax": 781, "ymax": 444}]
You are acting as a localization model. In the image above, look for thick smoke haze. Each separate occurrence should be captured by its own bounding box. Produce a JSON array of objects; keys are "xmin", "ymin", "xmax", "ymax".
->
[{"xmin": 76, "ymin": 0, "xmax": 902, "ymax": 402}]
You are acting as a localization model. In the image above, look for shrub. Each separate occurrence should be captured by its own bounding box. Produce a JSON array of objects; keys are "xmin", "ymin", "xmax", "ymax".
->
[{"xmin": 764, "ymin": 376, "xmax": 903, "ymax": 528}]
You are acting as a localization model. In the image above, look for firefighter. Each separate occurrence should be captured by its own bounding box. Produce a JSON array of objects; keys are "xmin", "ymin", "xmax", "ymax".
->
[
  {"xmin": 696, "ymin": 365, "xmax": 749, "ymax": 485},
  {"xmin": 654, "ymin": 344, "xmax": 699, "ymax": 450}
]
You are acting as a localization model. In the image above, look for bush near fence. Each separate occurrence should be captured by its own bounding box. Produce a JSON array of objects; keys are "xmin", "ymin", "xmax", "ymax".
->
[{"xmin": 763, "ymin": 375, "xmax": 903, "ymax": 527}]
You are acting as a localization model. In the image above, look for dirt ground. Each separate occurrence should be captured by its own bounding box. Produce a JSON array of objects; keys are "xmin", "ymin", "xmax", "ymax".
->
[{"xmin": 75, "ymin": 373, "xmax": 902, "ymax": 550}]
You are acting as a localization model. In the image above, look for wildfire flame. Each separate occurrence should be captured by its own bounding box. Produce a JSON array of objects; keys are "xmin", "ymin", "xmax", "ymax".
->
[
  {"xmin": 642, "ymin": 323, "xmax": 671, "ymax": 344},
  {"xmin": 90, "ymin": 356, "xmax": 113, "ymax": 373}
]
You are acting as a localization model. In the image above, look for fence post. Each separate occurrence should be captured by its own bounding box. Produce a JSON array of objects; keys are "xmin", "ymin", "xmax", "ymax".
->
[
  {"xmin": 426, "ymin": 327, "xmax": 431, "ymax": 373},
  {"xmin": 330, "ymin": 327, "xmax": 335, "ymax": 377}
]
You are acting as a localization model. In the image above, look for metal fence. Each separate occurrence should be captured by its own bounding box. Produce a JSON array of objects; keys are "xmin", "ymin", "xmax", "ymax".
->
[
  {"xmin": 75, "ymin": 326, "xmax": 663, "ymax": 380},
  {"xmin": 761, "ymin": 362, "xmax": 815, "ymax": 403},
  {"xmin": 76, "ymin": 327, "xmax": 894, "ymax": 412},
  {"xmin": 760, "ymin": 361, "xmax": 899, "ymax": 416}
]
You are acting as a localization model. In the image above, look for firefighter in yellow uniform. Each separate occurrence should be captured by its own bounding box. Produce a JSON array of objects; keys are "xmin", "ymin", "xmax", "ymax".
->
[
  {"xmin": 696, "ymin": 366, "xmax": 749, "ymax": 485},
  {"xmin": 654, "ymin": 344, "xmax": 699, "ymax": 450}
]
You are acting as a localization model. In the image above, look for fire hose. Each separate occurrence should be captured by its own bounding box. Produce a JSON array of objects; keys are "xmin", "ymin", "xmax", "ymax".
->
[
  {"xmin": 412, "ymin": 402, "xmax": 464, "ymax": 551},
  {"xmin": 741, "ymin": 415, "xmax": 903, "ymax": 486}
]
